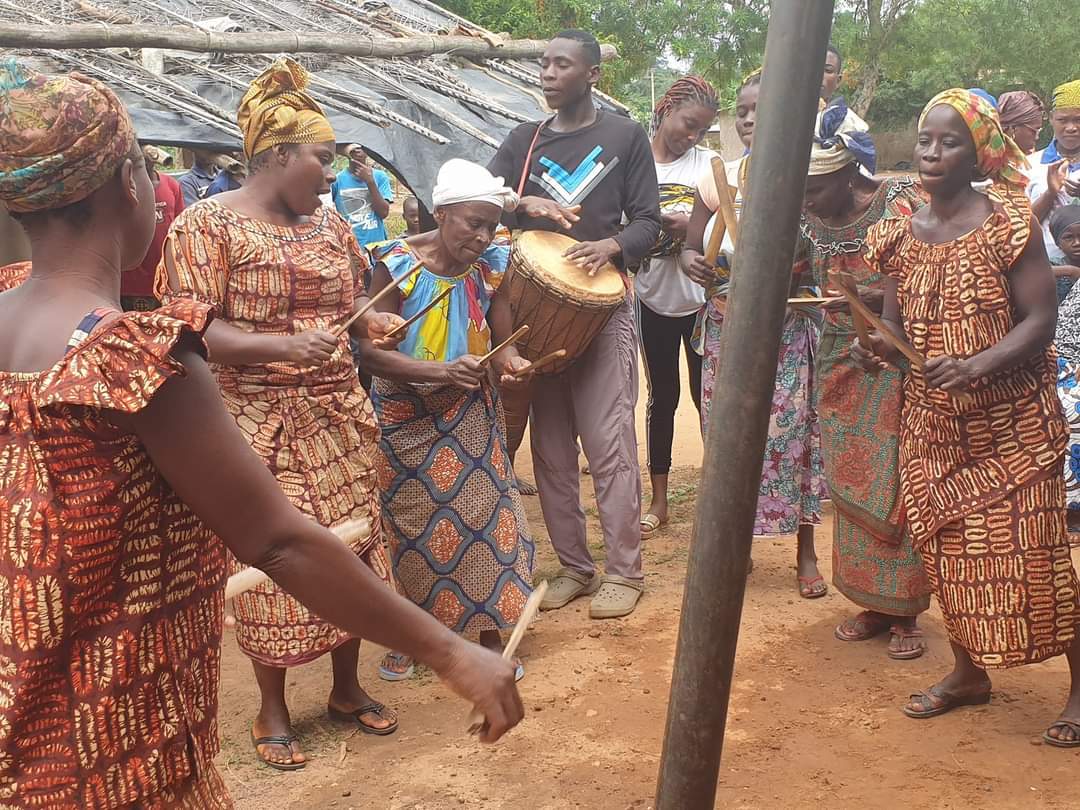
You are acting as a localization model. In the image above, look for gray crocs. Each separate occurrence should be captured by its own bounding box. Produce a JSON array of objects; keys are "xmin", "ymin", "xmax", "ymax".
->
[
  {"xmin": 589, "ymin": 575, "xmax": 644, "ymax": 619},
  {"xmin": 540, "ymin": 567, "xmax": 601, "ymax": 610}
]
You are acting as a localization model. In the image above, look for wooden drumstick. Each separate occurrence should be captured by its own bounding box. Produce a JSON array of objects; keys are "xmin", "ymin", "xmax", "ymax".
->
[
  {"xmin": 382, "ymin": 285, "xmax": 453, "ymax": 340},
  {"xmin": 333, "ymin": 259, "xmax": 424, "ymax": 339},
  {"xmin": 786, "ymin": 296, "xmax": 843, "ymax": 306},
  {"xmin": 467, "ymin": 580, "xmax": 548, "ymax": 735},
  {"xmin": 713, "ymin": 156, "xmax": 741, "ymax": 249},
  {"xmin": 510, "ymin": 349, "xmax": 567, "ymax": 378},
  {"xmin": 224, "ymin": 518, "xmax": 371, "ymax": 600},
  {"xmin": 829, "ymin": 271, "xmax": 872, "ymax": 348},
  {"xmin": 703, "ymin": 156, "xmax": 729, "ymax": 265},
  {"xmin": 478, "ymin": 325, "xmax": 529, "ymax": 366}
]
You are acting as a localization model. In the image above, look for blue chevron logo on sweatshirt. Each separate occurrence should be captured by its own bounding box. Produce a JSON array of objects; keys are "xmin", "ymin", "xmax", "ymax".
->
[{"xmin": 530, "ymin": 146, "xmax": 619, "ymax": 207}]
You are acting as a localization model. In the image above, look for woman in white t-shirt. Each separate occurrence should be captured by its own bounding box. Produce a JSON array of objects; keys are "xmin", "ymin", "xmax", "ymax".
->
[{"xmin": 634, "ymin": 76, "xmax": 719, "ymax": 535}]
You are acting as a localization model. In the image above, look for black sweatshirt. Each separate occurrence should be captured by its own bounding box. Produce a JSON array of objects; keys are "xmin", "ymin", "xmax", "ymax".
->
[{"xmin": 487, "ymin": 109, "xmax": 661, "ymax": 268}]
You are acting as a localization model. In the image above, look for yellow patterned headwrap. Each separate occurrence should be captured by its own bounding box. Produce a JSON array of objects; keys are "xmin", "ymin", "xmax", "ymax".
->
[
  {"xmin": 237, "ymin": 58, "xmax": 335, "ymax": 160},
  {"xmin": 921, "ymin": 88, "xmax": 1028, "ymax": 188},
  {"xmin": 1053, "ymin": 80, "xmax": 1080, "ymax": 111}
]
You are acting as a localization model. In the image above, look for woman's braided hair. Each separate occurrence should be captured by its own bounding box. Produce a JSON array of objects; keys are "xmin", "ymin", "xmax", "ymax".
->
[{"xmin": 650, "ymin": 75, "xmax": 720, "ymax": 136}]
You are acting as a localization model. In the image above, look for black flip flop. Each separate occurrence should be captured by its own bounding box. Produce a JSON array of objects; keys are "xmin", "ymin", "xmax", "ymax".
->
[
  {"xmin": 251, "ymin": 732, "xmax": 306, "ymax": 771},
  {"xmin": 1043, "ymin": 719, "xmax": 1080, "ymax": 748},
  {"xmin": 901, "ymin": 685, "xmax": 991, "ymax": 719},
  {"xmin": 328, "ymin": 702, "xmax": 399, "ymax": 736}
]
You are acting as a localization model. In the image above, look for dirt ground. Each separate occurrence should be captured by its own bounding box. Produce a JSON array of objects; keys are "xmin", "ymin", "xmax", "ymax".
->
[{"xmin": 215, "ymin": 364, "xmax": 1080, "ymax": 809}]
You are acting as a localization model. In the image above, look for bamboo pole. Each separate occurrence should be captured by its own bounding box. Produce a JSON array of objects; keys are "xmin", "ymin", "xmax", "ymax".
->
[
  {"xmin": 653, "ymin": 2, "xmax": 835, "ymax": 808},
  {"xmin": 0, "ymin": 23, "xmax": 618, "ymax": 61}
]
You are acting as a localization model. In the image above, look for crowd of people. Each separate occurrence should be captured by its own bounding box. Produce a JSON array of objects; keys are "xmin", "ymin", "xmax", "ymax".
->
[{"xmin": 1, "ymin": 23, "xmax": 1080, "ymax": 809}]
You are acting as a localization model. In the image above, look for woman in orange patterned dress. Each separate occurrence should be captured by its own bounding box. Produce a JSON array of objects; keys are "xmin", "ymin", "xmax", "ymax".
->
[
  {"xmin": 0, "ymin": 62, "xmax": 523, "ymax": 808},
  {"xmin": 156, "ymin": 60, "xmax": 407, "ymax": 769},
  {"xmin": 860, "ymin": 89, "xmax": 1080, "ymax": 747}
]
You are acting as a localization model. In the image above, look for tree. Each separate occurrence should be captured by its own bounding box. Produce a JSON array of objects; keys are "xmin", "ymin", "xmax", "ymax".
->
[{"xmin": 441, "ymin": 0, "xmax": 681, "ymax": 92}]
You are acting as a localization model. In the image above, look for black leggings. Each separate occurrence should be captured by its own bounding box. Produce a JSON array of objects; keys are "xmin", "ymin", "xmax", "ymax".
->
[{"xmin": 637, "ymin": 300, "xmax": 702, "ymax": 476}]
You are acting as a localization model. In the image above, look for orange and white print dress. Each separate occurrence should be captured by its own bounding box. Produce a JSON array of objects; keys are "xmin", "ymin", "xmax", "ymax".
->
[
  {"xmin": 0, "ymin": 300, "xmax": 232, "ymax": 809},
  {"xmin": 866, "ymin": 185, "xmax": 1080, "ymax": 669},
  {"xmin": 157, "ymin": 201, "xmax": 394, "ymax": 668}
]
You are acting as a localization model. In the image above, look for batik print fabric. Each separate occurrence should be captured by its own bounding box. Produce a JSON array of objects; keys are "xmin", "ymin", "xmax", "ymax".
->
[
  {"xmin": 0, "ymin": 260, "xmax": 30, "ymax": 291},
  {"xmin": 157, "ymin": 201, "xmax": 393, "ymax": 668},
  {"xmin": 866, "ymin": 185, "xmax": 1080, "ymax": 668},
  {"xmin": 370, "ymin": 238, "xmax": 533, "ymax": 634},
  {"xmin": 801, "ymin": 177, "xmax": 930, "ymax": 615},
  {"xmin": 0, "ymin": 301, "xmax": 231, "ymax": 809}
]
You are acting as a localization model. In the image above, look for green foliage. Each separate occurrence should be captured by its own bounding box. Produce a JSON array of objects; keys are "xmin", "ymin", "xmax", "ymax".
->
[
  {"xmin": 441, "ymin": 0, "xmax": 679, "ymax": 92},
  {"xmin": 873, "ymin": 0, "xmax": 1080, "ymax": 120},
  {"xmin": 442, "ymin": 0, "xmax": 1077, "ymax": 133}
]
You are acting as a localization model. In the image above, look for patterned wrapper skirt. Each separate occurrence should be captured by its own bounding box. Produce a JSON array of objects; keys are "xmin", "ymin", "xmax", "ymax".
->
[
  {"xmin": 920, "ymin": 475, "xmax": 1079, "ymax": 669},
  {"xmin": 224, "ymin": 385, "xmax": 394, "ymax": 667},
  {"xmin": 816, "ymin": 325, "xmax": 930, "ymax": 616},
  {"xmin": 373, "ymin": 378, "xmax": 534, "ymax": 634},
  {"xmin": 701, "ymin": 306, "xmax": 825, "ymax": 535}
]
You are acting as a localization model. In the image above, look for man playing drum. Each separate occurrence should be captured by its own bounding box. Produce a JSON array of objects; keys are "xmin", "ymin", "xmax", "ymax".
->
[{"xmin": 488, "ymin": 29, "xmax": 661, "ymax": 618}]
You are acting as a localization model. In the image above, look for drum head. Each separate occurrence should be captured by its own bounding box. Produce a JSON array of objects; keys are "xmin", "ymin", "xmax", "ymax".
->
[{"xmin": 514, "ymin": 230, "xmax": 625, "ymax": 301}]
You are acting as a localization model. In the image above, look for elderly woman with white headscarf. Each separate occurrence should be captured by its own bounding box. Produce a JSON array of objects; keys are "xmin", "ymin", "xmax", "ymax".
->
[
  {"xmin": 799, "ymin": 97, "xmax": 932, "ymax": 659},
  {"xmin": 357, "ymin": 159, "xmax": 536, "ymax": 681}
]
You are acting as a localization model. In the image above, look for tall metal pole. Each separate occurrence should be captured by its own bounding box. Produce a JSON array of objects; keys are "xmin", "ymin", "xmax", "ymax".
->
[{"xmin": 654, "ymin": 2, "xmax": 835, "ymax": 808}]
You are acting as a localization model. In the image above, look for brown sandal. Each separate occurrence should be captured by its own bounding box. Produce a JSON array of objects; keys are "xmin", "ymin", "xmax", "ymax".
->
[
  {"xmin": 902, "ymin": 685, "xmax": 991, "ymax": 719},
  {"xmin": 1043, "ymin": 719, "xmax": 1080, "ymax": 748},
  {"xmin": 251, "ymin": 732, "xmax": 306, "ymax": 771},
  {"xmin": 888, "ymin": 624, "xmax": 927, "ymax": 660},
  {"xmin": 835, "ymin": 611, "xmax": 891, "ymax": 642},
  {"xmin": 328, "ymin": 702, "xmax": 399, "ymax": 736}
]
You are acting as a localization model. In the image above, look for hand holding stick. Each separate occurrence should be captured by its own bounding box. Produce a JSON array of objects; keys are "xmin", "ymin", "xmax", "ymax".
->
[
  {"xmin": 510, "ymin": 349, "xmax": 567, "ymax": 378},
  {"xmin": 831, "ymin": 271, "xmax": 974, "ymax": 404},
  {"xmin": 478, "ymin": 325, "xmax": 529, "ymax": 366},
  {"xmin": 382, "ymin": 286, "xmax": 453, "ymax": 340},
  {"xmin": 333, "ymin": 259, "xmax": 424, "ymax": 339},
  {"xmin": 467, "ymin": 580, "xmax": 548, "ymax": 735}
]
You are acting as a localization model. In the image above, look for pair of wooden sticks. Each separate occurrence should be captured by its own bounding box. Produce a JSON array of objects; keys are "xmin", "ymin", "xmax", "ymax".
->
[
  {"xmin": 704, "ymin": 155, "xmax": 740, "ymax": 266},
  {"xmin": 829, "ymin": 270, "xmax": 974, "ymax": 404},
  {"xmin": 483, "ymin": 329, "xmax": 567, "ymax": 377}
]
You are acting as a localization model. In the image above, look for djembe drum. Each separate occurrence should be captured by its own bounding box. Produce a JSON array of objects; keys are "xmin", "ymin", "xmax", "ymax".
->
[{"xmin": 506, "ymin": 230, "xmax": 626, "ymax": 376}]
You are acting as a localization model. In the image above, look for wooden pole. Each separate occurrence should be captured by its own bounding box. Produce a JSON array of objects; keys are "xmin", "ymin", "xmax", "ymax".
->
[
  {"xmin": 653, "ymin": 2, "xmax": 835, "ymax": 808},
  {"xmin": 0, "ymin": 23, "xmax": 618, "ymax": 61}
]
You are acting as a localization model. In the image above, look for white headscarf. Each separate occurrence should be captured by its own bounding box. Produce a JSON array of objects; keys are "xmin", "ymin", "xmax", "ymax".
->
[{"xmin": 431, "ymin": 158, "xmax": 519, "ymax": 211}]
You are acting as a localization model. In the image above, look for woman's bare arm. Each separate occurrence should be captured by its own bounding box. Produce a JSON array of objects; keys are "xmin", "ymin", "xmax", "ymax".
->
[{"xmin": 125, "ymin": 343, "xmax": 523, "ymax": 741}]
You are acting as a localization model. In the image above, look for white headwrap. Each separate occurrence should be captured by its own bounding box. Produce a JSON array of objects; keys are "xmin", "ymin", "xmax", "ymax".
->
[{"xmin": 431, "ymin": 158, "xmax": 519, "ymax": 211}]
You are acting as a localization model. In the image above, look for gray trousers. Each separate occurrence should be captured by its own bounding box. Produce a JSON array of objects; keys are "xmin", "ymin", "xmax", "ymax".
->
[{"xmin": 529, "ymin": 300, "xmax": 643, "ymax": 580}]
